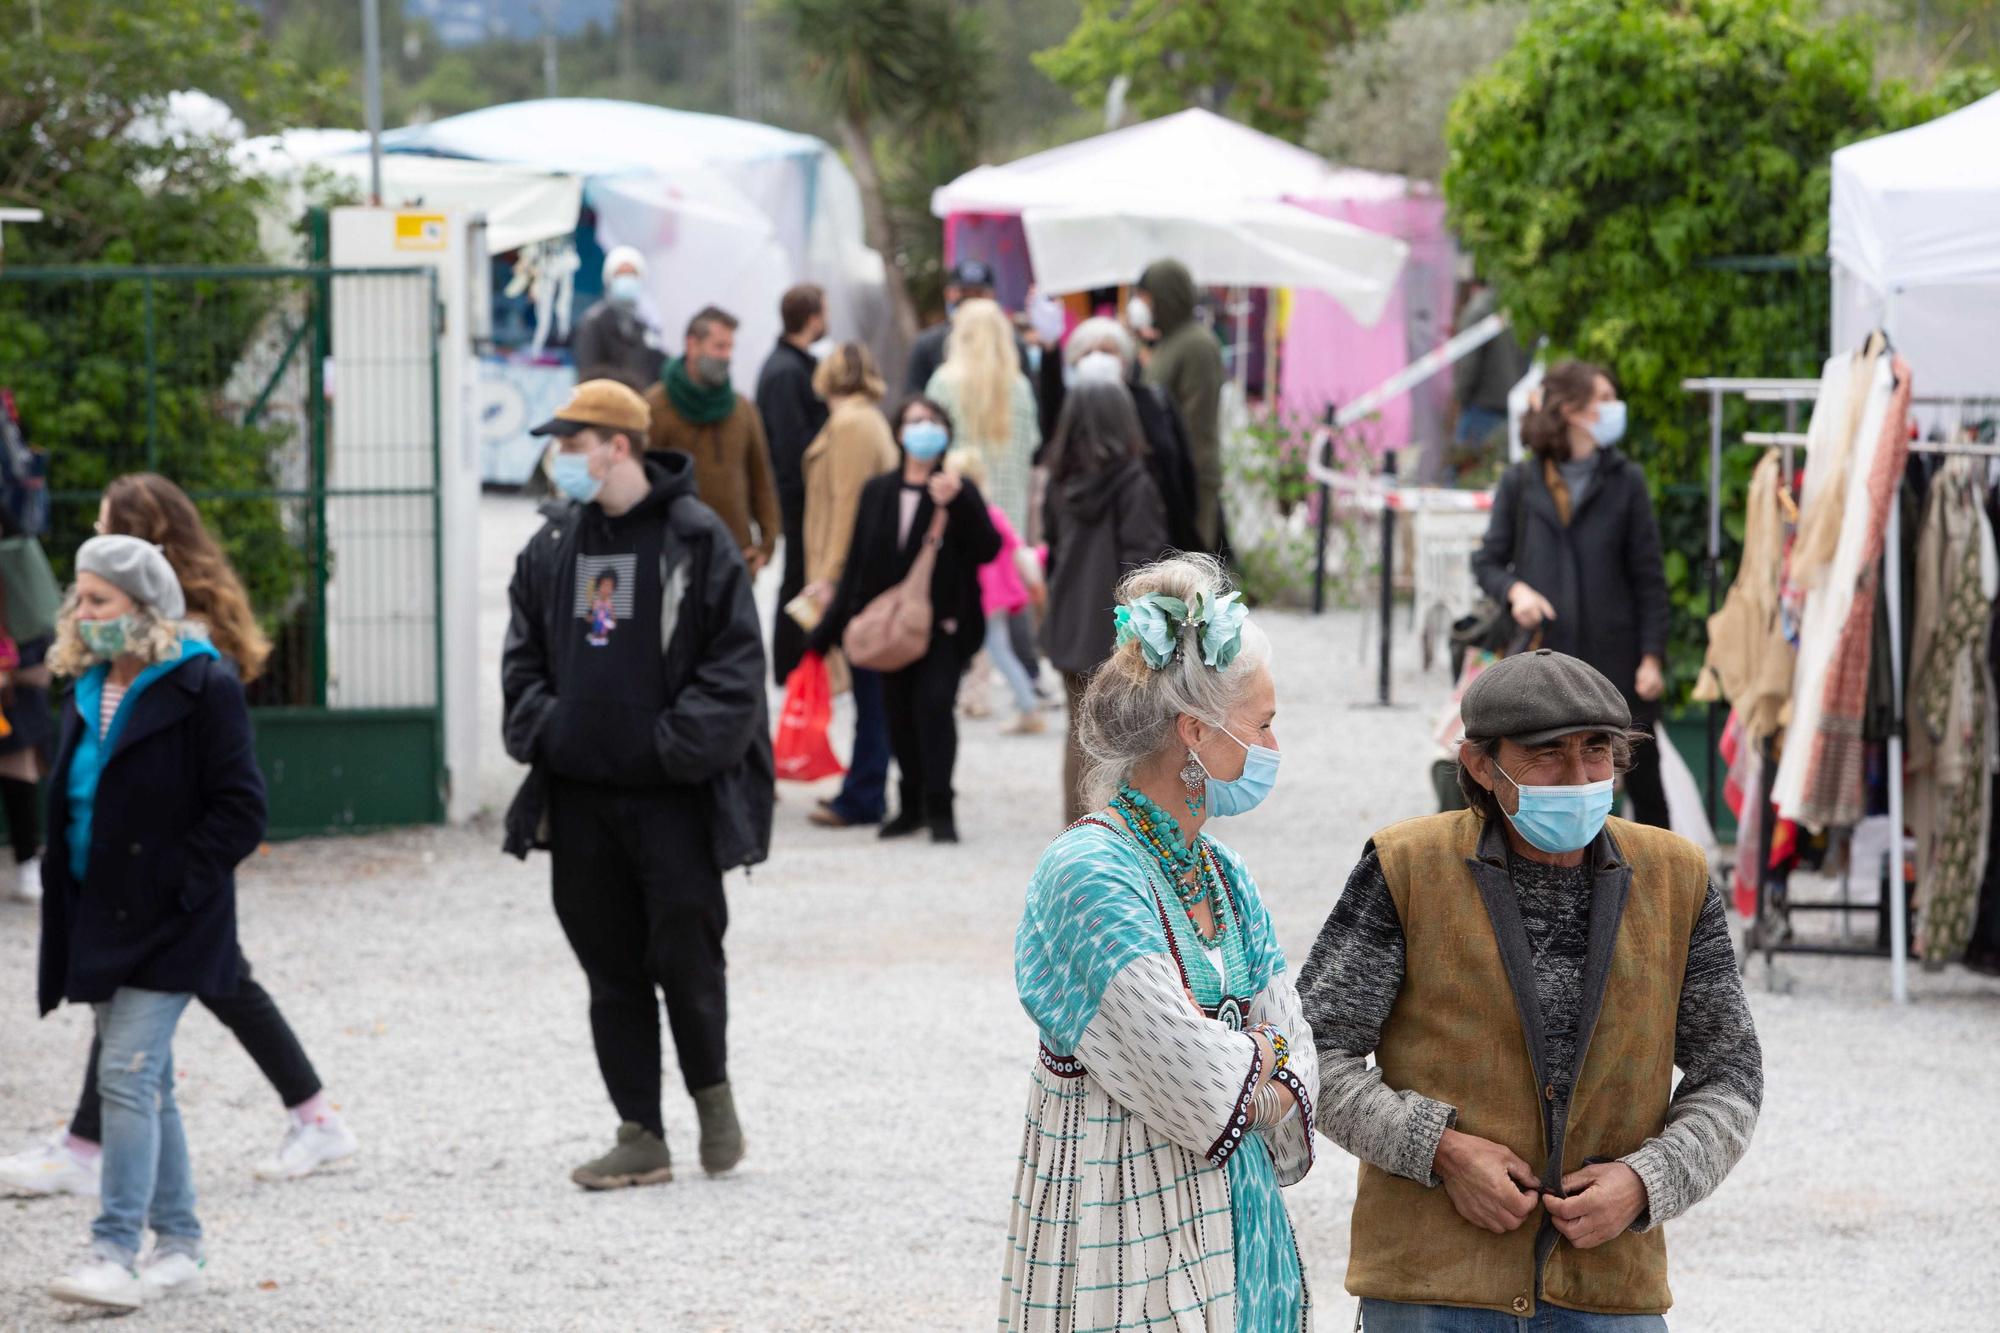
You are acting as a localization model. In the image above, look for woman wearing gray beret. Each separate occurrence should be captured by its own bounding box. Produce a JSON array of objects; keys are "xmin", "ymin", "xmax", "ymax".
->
[{"xmin": 36, "ymin": 535, "xmax": 267, "ymax": 1311}]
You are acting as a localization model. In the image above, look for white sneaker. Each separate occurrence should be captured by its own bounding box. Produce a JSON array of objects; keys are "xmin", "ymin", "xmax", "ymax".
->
[
  {"xmin": 140, "ymin": 1251, "xmax": 207, "ymax": 1300},
  {"xmin": 11, "ymin": 854, "xmax": 39, "ymax": 903},
  {"xmin": 49, "ymin": 1256, "xmax": 146, "ymax": 1310},
  {"xmin": 0, "ymin": 1134, "xmax": 101, "ymax": 1198},
  {"xmin": 254, "ymin": 1114, "xmax": 358, "ymax": 1181}
]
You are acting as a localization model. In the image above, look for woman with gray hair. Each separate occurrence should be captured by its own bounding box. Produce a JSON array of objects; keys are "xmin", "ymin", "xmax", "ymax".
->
[
  {"xmin": 37, "ymin": 536, "xmax": 266, "ymax": 1311},
  {"xmin": 1061, "ymin": 315, "xmax": 1205, "ymax": 554},
  {"xmin": 1001, "ymin": 553, "xmax": 1318, "ymax": 1332}
]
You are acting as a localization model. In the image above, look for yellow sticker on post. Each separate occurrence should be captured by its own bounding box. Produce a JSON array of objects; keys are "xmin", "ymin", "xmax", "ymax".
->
[{"xmin": 393, "ymin": 212, "xmax": 447, "ymax": 251}]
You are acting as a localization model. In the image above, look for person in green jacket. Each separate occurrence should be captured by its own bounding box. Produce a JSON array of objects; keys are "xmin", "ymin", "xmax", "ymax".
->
[{"xmin": 1132, "ymin": 259, "xmax": 1224, "ymax": 553}]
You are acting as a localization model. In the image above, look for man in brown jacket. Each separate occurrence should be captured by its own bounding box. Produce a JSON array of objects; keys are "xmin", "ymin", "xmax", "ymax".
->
[
  {"xmin": 1297, "ymin": 651, "xmax": 1762, "ymax": 1330},
  {"xmin": 645, "ymin": 306, "xmax": 781, "ymax": 579}
]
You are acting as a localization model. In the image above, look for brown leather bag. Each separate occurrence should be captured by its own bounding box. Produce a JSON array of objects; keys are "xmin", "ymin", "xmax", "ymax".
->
[{"xmin": 843, "ymin": 505, "xmax": 949, "ymax": 672}]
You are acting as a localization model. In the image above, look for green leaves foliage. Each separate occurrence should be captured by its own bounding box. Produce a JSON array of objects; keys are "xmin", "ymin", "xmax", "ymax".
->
[
  {"xmin": 1443, "ymin": 0, "xmax": 1997, "ymax": 699},
  {"xmin": 1037, "ymin": 0, "xmax": 1406, "ymax": 142}
]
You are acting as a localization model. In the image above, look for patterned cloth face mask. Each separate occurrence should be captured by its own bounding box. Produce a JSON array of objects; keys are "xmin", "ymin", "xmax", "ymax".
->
[{"xmin": 79, "ymin": 614, "xmax": 138, "ymax": 660}]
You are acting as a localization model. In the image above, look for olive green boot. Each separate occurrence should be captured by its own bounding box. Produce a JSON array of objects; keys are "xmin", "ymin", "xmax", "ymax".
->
[
  {"xmin": 570, "ymin": 1122, "xmax": 673, "ymax": 1191},
  {"xmin": 692, "ymin": 1082, "xmax": 745, "ymax": 1176}
]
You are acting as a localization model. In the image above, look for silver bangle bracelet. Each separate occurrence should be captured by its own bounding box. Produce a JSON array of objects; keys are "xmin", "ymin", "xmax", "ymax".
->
[{"xmin": 1253, "ymin": 1080, "xmax": 1285, "ymax": 1129}]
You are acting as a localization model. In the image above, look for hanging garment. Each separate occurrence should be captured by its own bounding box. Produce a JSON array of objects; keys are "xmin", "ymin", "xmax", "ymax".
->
[
  {"xmin": 1908, "ymin": 459, "xmax": 1998, "ymax": 964},
  {"xmin": 1771, "ymin": 348, "xmax": 1906, "ymax": 828},
  {"xmin": 1791, "ymin": 358, "xmax": 1912, "ymax": 829},
  {"xmin": 1695, "ymin": 450, "xmax": 1794, "ymax": 740}
]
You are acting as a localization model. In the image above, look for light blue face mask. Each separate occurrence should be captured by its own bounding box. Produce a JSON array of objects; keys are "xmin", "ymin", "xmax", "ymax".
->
[
  {"xmin": 1589, "ymin": 399, "xmax": 1627, "ymax": 447},
  {"xmin": 550, "ymin": 448, "xmax": 604, "ymax": 504},
  {"xmin": 1495, "ymin": 763, "xmax": 1614, "ymax": 854},
  {"xmin": 1198, "ymin": 728, "xmax": 1280, "ymax": 818},
  {"xmin": 608, "ymin": 273, "xmax": 644, "ymax": 308},
  {"xmin": 902, "ymin": 420, "xmax": 950, "ymax": 461}
]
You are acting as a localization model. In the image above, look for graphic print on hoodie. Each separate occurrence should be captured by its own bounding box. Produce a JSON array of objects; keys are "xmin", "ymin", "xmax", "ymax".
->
[{"xmin": 544, "ymin": 481, "xmax": 677, "ymax": 788}]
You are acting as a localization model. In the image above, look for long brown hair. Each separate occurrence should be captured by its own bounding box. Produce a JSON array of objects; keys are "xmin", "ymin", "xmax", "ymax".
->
[
  {"xmin": 1520, "ymin": 360, "xmax": 1611, "ymax": 463},
  {"xmin": 100, "ymin": 473, "xmax": 271, "ymax": 681}
]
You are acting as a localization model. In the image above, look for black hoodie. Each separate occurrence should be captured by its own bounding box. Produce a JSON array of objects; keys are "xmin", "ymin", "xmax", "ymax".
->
[
  {"xmin": 501, "ymin": 454, "xmax": 774, "ymax": 867},
  {"xmin": 1041, "ymin": 455, "xmax": 1169, "ymax": 675}
]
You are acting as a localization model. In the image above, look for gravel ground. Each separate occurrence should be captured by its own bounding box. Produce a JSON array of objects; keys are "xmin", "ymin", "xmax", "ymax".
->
[{"xmin": 2, "ymin": 493, "xmax": 1996, "ymax": 1330}]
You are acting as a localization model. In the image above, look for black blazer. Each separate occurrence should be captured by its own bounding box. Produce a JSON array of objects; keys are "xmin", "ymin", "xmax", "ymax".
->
[
  {"xmin": 38, "ymin": 651, "xmax": 267, "ymax": 1015},
  {"xmin": 813, "ymin": 470, "xmax": 1003, "ymax": 665},
  {"xmin": 1471, "ymin": 451, "xmax": 1671, "ymax": 720}
]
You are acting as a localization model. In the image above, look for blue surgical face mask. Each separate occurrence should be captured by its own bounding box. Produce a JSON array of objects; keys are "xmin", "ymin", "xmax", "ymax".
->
[
  {"xmin": 902, "ymin": 420, "xmax": 950, "ymax": 461},
  {"xmin": 1197, "ymin": 728, "xmax": 1280, "ymax": 818},
  {"xmin": 550, "ymin": 447, "xmax": 604, "ymax": 504},
  {"xmin": 608, "ymin": 273, "xmax": 643, "ymax": 308},
  {"xmin": 1590, "ymin": 399, "xmax": 1627, "ymax": 447},
  {"xmin": 1495, "ymin": 763, "xmax": 1614, "ymax": 854}
]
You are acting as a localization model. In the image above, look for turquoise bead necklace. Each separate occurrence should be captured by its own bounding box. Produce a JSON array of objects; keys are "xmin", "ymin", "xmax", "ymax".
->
[{"xmin": 1113, "ymin": 784, "xmax": 1229, "ymax": 942}]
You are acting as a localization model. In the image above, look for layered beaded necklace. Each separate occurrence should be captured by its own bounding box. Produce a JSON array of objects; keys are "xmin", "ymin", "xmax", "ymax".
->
[{"xmin": 1112, "ymin": 784, "xmax": 1230, "ymax": 943}]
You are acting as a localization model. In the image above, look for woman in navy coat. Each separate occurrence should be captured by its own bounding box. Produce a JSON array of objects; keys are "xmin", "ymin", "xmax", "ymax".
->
[{"xmin": 37, "ymin": 535, "xmax": 265, "ymax": 1311}]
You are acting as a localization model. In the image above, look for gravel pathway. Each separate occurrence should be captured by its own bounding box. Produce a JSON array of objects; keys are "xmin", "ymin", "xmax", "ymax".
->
[{"xmin": 2, "ymin": 494, "xmax": 1995, "ymax": 1330}]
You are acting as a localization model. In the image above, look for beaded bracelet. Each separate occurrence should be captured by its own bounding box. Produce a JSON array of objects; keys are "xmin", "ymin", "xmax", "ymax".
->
[{"xmin": 1247, "ymin": 1023, "xmax": 1291, "ymax": 1072}]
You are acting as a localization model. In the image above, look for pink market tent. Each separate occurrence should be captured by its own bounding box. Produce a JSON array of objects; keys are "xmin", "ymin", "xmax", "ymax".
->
[{"xmin": 931, "ymin": 109, "xmax": 1455, "ymax": 452}]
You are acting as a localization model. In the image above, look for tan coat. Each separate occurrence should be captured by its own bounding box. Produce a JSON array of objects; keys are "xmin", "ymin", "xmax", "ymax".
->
[
  {"xmin": 643, "ymin": 387, "xmax": 782, "ymax": 561},
  {"xmin": 801, "ymin": 397, "xmax": 897, "ymax": 588},
  {"xmin": 1352, "ymin": 810, "xmax": 1707, "ymax": 1318},
  {"xmin": 1693, "ymin": 449, "xmax": 1793, "ymax": 739}
]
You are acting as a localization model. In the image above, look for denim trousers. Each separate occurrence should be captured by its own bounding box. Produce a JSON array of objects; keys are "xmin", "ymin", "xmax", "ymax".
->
[
  {"xmin": 1361, "ymin": 1299, "xmax": 1667, "ymax": 1332},
  {"xmin": 983, "ymin": 612, "xmax": 1039, "ymax": 714},
  {"xmin": 827, "ymin": 665, "xmax": 891, "ymax": 824},
  {"xmin": 91, "ymin": 987, "xmax": 201, "ymax": 1264}
]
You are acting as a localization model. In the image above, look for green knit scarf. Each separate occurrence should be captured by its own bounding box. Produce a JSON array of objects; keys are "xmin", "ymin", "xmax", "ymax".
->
[{"xmin": 663, "ymin": 356, "xmax": 737, "ymax": 425}]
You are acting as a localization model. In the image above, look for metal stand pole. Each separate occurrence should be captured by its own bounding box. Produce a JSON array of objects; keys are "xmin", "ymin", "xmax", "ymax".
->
[
  {"xmin": 1885, "ymin": 497, "xmax": 1909, "ymax": 1004},
  {"xmin": 1312, "ymin": 481, "xmax": 1331, "ymax": 615},
  {"xmin": 1705, "ymin": 387, "xmax": 1723, "ymax": 831},
  {"xmin": 361, "ymin": 0, "xmax": 384, "ymax": 206},
  {"xmin": 1376, "ymin": 451, "xmax": 1397, "ymax": 706}
]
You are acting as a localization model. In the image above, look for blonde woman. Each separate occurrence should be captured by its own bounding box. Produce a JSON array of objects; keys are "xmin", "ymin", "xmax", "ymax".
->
[
  {"xmin": 924, "ymin": 297, "xmax": 1040, "ymax": 535},
  {"xmin": 801, "ymin": 343, "xmax": 899, "ymax": 829}
]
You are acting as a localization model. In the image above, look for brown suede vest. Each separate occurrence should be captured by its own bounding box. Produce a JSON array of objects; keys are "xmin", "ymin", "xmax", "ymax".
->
[{"xmin": 1348, "ymin": 810, "xmax": 1708, "ymax": 1316}]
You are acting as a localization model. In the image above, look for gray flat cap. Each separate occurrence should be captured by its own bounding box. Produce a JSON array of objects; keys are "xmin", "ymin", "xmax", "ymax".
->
[
  {"xmin": 76, "ymin": 535, "xmax": 185, "ymax": 620},
  {"xmin": 1461, "ymin": 649, "xmax": 1630, "ymax": 745}
]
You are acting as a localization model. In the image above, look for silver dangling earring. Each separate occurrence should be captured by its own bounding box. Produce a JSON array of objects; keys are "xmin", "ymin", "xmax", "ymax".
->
[{"xmin": 1181, "ymin": 750, "xmax": 1207, "ymax": 818}]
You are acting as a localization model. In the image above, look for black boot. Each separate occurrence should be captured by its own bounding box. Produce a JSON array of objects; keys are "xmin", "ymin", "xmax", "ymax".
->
[
  {"xmin": 927, "ymin": 793, "xmax": 959, "ymax": 844},
  {"xmin": 879, "ymin": 782, "xmax": 925, "ymax": 839}
]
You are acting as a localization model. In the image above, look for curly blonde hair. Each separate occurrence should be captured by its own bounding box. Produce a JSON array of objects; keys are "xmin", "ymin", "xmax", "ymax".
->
[
  {"xmin": 47, "ymin": 589, "xmax": 189, "ymax": 679},
  {"xmin": 936, "ymin": 298, "xmax": 1020, "ymax": 449}
]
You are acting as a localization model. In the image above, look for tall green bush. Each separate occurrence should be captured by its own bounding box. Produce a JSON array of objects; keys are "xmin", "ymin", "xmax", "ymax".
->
[{"xmin": 1443, "ymin": 0, "xmax": 1998, "ymax": 697}]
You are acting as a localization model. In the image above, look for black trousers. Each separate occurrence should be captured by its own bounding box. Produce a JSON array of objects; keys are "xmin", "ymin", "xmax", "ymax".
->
[
  {"xmin": 1, "ymin": 776, "xmax": 39, "ymax": 864},
  {"xmin": 882, "ymin": 644, "xmax": 964, "ymax": 815},
  {"xmin": 1624, "ymin": 731, "xmax": 1670, "ymax": 829},
  {"xmin": 771, "ymin": 497, "xmax": 808, "ymax": 687},
  {"xmin": 549, "ymin": 780, "xmax": 728, "ymax": 1139},
  {"xmin": 69, "ymin": 961, "xmax": 321, "ymax": 1143}
]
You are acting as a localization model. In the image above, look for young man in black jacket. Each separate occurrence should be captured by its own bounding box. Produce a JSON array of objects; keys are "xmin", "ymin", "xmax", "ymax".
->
[{"xmin": 501, "ymin": 379, "xmax": 774, "ymax": 1190}]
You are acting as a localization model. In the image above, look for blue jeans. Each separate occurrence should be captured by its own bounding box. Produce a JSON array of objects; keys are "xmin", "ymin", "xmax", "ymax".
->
[
  {"xmin": 984, "ymin": 612, "xmax": 1038, "ymax": 714},
  {"xmin": 91, "ymin": 988, "xmax": 201, "ymax": 1264},
  {"xmin": 1361, "ymin": 1300, "xmax": 1667, "ymax": 1331},
  {"xmin": 827, "ymin": 666, "xmax": 890, "ymax": 824}
]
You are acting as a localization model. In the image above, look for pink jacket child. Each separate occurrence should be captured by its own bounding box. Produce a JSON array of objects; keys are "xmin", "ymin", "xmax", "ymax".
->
[{"xmin": 978, "ymin": 504, "xmax": 1033, "ymax": 618}]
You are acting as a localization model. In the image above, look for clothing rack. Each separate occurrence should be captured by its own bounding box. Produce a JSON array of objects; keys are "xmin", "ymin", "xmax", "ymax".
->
[{"xmin": 1686, "ymin": 368, "xmax": 2000, "ymax": 1002}]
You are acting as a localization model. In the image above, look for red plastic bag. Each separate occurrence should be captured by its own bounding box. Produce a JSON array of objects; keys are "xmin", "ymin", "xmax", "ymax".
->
[{"xmin": 773, "ymin": 651, "xmax": 844, "ymax": 782}]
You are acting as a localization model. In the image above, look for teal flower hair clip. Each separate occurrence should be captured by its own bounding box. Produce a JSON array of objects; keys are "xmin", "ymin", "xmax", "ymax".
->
[{"xmin": 1114, "ymin": 589, "xmax": 1249, "ymax": 671}]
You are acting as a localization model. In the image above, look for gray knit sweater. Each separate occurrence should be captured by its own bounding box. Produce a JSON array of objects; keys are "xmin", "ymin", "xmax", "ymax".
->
[{"xmin": 1296, "ymin": 843, "xmax": 1762, "ymax": 1230}]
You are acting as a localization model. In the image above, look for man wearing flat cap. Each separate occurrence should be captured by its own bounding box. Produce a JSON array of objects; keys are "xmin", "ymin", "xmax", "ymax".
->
[
  {"xmin": 501, "ymin": 378, "xmax": 772, "ymax": 1193},
  {"xmin": 1297, "ymin": 650, "xmax": 1762, "ymax": 1330}
]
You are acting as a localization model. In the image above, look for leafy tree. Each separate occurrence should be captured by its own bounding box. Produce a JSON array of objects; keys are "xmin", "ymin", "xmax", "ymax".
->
[
  {"xmin": 774, "ymin": 0, "xmax": 991, "ymax": 339},
  {"xmin": 0, "ymin": 0, "xmax": 340, "ymax": 696},
  {"xmin": 1037, "ymin": 0, "xmax": 1405, "ymax": 141},
  {"xmin": 1444, "ymin": 0, "xmax": 1999, "ymax": 697}
]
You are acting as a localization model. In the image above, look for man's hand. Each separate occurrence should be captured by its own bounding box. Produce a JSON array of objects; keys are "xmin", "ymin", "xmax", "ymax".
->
[
  {"xmin": 744, "ymin": 547, "xmax": 769, "ymax": 578},
  {"xmin": 1635, "ymin": 655, "xmax": 1665, "ymax": 702},
  {"xmin": 1543, "ymin": 1162, "xmax": 1647, "ymax": 1250},
  {"xmin": 1507, "ymin": 581, "xmax": 1557, "ymax": 629},
  {"xmin": 1434, "ymin": 1129, "xmax": 1541, "ymax": 1235},
  {"xmin": 927, "ymin": 470, "xmax": 962, "ymax": 508}
]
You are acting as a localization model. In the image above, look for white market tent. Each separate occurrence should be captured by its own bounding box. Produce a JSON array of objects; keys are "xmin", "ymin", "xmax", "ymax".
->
[
  {"xmin": 1830, "ymin": 90, "xmax": 2000, "ymax": 397},
  {"xmin": 384, "ymin": 99, "xmax": 889, "ymax": 381},
  {"xmin": 932, "ymin": 108, "xmax": 1409, "ymax": 323}
]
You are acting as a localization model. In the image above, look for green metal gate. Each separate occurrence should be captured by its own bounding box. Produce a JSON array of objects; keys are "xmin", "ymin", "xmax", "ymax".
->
[{"xmin": 0, "ymin": 264, "xmax": 445, "ymax": 837}]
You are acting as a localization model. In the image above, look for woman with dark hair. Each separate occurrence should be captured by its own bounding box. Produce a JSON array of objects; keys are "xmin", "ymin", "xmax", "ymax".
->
[
  {"xmin": 1040, "ymin": 381, "xmax": 1169, "ymax": 825},
  {"xmin": 0, "ymin": 475, "xmax": 356, "ymax": 1204},
  {"xmin": 808, "ymin": 397, "xmax": 1001, "ymax": 843},
  {"xmin": 1470, "ymin": 361, "xmax": 1673, "ymax": 826}
]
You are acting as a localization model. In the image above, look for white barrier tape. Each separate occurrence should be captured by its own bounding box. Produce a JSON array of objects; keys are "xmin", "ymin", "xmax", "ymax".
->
[
  {"xmin": 1332, "ymin": 313, "xmax": 1508, "ymax": 429},
  {"xmin": 1314, "ymin": 469, "xmax": 1494, "ymax": 514}
]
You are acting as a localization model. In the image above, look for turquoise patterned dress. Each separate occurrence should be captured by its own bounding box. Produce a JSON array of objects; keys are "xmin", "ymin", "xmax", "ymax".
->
[{"xmin": 1001, "ymin": 817, "xmax": 1318, "ymax": 1332}]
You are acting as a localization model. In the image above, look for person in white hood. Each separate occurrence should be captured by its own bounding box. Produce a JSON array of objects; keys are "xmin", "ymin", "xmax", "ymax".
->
[{"xmin": 571, "ymin": 245, "xmax": 664, "ymax": 392}]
